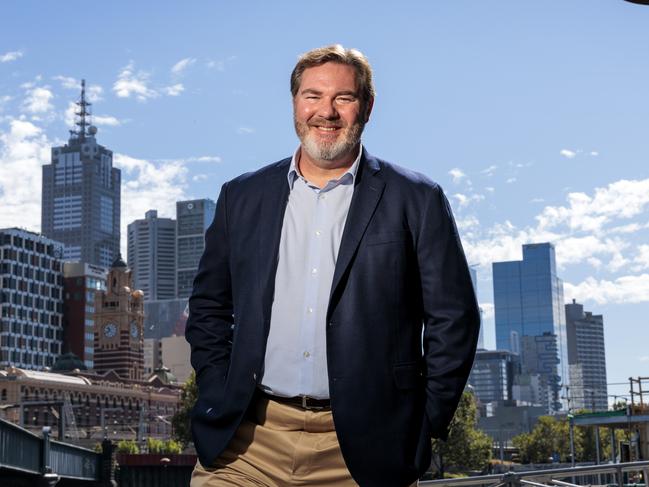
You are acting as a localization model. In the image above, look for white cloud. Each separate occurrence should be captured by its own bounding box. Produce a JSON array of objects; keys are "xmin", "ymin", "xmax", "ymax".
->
[
  {"xmin": 22, "ymin": 86, "xmax": 54, "ymax": 114},
  {"xmin": 452, "ymin": 193, "xmax": 484, "ymax": 209},
  {"xmin": 484, "ymin": 186, "xmax": 495, "ymax": 193},
  {"xmin": 481, "ymin": 165, "xmax": 498, "ymax": 176},
  {"xmin": 457, "ymin": 176, "xmax": 649, "ymax": 305},
  {"xmin": 87, "ymin": 85, "xmax": 104, "ymax": 103},
  {"xmin": 590, "ymin": 151, "xmax": 599, "ymax": 157},
  {"xmin": 634, "ymin": 245, "xmax": 649, "ymax": 270},
  {"xmin": 448, "ymin": 168, "xmax": 465, "ymax": 183},
  {"xmin": 536, "ymin": 178, "xmax": 649, "ymax": 233},
  {"xmin": 0, "ymin": 50, "xmax": 23, "ymax": 63},
  {"xmin": 560, "ymin": 149, "xmax": 577, "ymax": 159},
  {"xmin": 54, "ymin": 77, "xmax": 103, "ymax": 102},
  {"xmin": 564, "ymin": 274, "xmax": 649, "ymax": 305},
  {"xmin": 92, "ymin": 115, "xmax": 122, "ymax": 126},
  {"xmin": 0, "ymin": 95, "xmax": 12, "ymax": 111},
  {"xmin": 0, "ymin": 119, "xmax": 51, "ymax": 231},
  {"xmin": 63, "ymin": 101, "xmax": 76, "ymax": 127},
  {"xmin": 164, "ymin": 84, "xmax": 184, "ymax": 96},
  {"xmin": 530, "ymin": 198, "xmax": 545, "ymax": 203},
  {"xmin": 53, "ymin": 75, "xmax": 78, "ymax": 89},
  {"xmin": 114, "ymin": 153, "xmax": 189, "ymax": 255},
  {"xmin": 506, "ymin": 177, "xmax": 516, "ymax": 184},
  {"xmin": 113, "ymin": 62, "xmax": 158, "ymax": 101},
  {"xmin": 192, "ymin": 174, "xmax": 208, "ymax": 182},
  {"xmin": 456, "ymin": 215, "xmax": 480, "ymax": 231},
  {"xmin": 206, "ymin": 59, "xmax": 225, "ymax": 71},
  {"xmin": 171, "ymin": 57, "xmax": 196, "ymax": 75},
  {"xmin": 237, "ymin": 126, "xmax": 254, "ymax": 135}
]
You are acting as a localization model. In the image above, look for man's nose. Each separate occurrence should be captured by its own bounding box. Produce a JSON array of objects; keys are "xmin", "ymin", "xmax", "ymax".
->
[{"xmin": 316, "ymin": 98, "xmax": 339, "ymax": 119}]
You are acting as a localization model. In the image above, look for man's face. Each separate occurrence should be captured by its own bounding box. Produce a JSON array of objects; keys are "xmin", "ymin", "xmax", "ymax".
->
[{"xmin": 293, "ymin": 62, "xmax": 372, "ymax": 167}]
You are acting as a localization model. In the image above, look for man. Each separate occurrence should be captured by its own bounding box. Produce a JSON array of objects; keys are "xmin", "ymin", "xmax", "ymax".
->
[{"xmin": 186, "ymin": 45, "xmax": 480, "ymax": 487}]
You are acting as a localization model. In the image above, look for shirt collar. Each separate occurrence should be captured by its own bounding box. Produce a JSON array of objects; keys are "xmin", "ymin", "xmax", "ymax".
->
[{"xmin": 287, "ymin": 144, "xmax": 363, "ymax": 189}]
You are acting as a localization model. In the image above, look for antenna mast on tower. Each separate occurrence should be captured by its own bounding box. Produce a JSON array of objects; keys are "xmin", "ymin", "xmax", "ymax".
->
[{"xmin": 70, "ymin": 79, "xmax": 92, "ymax": 140}]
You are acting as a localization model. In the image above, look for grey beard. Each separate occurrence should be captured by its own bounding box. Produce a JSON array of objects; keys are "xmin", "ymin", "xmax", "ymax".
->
[{"xmin": 296, "ymin": 120, "xmax": 364, "ymax": 162}]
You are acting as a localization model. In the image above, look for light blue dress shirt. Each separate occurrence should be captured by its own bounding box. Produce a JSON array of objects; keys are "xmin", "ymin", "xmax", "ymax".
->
[{"xmin": 260, "ymin": 145, "xmax": 362, "ymax": 399}]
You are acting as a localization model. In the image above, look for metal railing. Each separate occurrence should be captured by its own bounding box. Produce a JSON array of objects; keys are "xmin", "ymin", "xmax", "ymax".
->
[
  {"xmin": 0, "ymin": 415, "xmax": 41, "ymax": 474},
  {"xmin": 50, "ymin": 437, "xmax": 100, "ymax": 480},
  {"xmin": 420, "ymin": 461, "xmax": 649, "ymax": 487},
  {"xmin": 0, "ymin": 417, "xmax": 100, "ymax": 481}
]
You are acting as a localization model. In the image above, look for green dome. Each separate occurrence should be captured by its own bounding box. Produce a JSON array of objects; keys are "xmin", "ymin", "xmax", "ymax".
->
[
  {"xmin": 150, "ymin": 365, "xmax": 178, "ymax": 385},
  {"xmin": 52, "ymin": 352, "xmax": 87, "ymax": 372}
]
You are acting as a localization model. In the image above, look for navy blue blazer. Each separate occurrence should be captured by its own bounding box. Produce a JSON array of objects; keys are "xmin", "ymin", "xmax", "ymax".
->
[{"xmin": 186, "ymin": 149, "xmax": 480, "ymax": 487}]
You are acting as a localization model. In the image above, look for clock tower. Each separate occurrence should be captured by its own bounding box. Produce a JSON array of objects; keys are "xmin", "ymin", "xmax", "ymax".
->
[{"xmin": 93, "ymin": 254, "xmax": 145, "ymax": 380}]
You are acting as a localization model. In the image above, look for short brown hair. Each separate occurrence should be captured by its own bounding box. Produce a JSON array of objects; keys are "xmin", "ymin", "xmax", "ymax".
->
[{"xmin": 290, "ymin": 44, "xmax": 375, "ymax": 108}]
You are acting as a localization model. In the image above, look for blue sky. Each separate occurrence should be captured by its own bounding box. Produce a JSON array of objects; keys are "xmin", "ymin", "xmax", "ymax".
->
[{"xmin": 1, "ymin": 1, "xmax": 648, "ymax": 404}]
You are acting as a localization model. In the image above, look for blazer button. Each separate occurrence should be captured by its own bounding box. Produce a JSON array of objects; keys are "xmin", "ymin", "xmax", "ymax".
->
[{"xmin": 253, "ymin": 373, "xmax": 257, "ymax": 381}]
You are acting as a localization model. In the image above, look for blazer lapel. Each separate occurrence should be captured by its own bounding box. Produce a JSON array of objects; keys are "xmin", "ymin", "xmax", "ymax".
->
[
  {"xmin": 328, "ymin": 150, "xmax": 385, "ymax": 316},
  {"xmin": 258, "ymin": 159, "xmax": 291, "ymax": 324}
]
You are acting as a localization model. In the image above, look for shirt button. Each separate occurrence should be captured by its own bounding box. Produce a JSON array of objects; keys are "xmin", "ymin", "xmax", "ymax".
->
[
  {"xmin": 319, "ymin": 194, "xmax": 326, "ymax": 200},
  {"xmin": 307, "ymin": 307, "xmax": 313, "ymax": 313},
  {"xmin": 315, "ymin": 230, "xmax": 321, "ymax": 236},
  {"xmin": 311, "ymin": 268, "xmax": 318, "ymax": 275},
  {"xmin": 303, "ymin": 351, "xmax": 310, "ymax": 358}
]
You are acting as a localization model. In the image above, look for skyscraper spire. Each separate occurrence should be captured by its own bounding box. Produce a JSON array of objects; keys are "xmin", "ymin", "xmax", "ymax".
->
[{"xmin": 69, "ymin": 79, "xmax": 92, "ymax": 141}]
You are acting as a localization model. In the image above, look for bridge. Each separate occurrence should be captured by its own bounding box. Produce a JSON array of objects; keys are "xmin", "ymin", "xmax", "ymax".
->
[{"xmin": 0, "ymin": 416, "xmax": 105, "ymax": 486}]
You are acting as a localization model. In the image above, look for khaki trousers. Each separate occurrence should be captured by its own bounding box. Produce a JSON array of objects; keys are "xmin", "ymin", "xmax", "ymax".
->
[{"xmin": 190, "ymin": 394, "xmax": 418, "ymax": 487}]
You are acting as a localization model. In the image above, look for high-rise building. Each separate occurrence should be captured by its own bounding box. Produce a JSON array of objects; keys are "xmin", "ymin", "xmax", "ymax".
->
[
  {"xmin": 0, "ymin": 228, "xmax": 64, "ymax": 370},
  {"xmin": 176, "ymin": 199, "xmax": 215, "ymax": 299},
  {"xmin": 493, "ymin": 242, "xmax": 568, "ymax": 413},
  {"xmin": 93, "ymin": 256, "xmax": 144, "ymax": 380},
  {"xmin": 41, "ymin": 80, "xmax": 120, "ymax": 267},
  {"xmin": 127, "ymin": 210, "xmax": 177, "ymax": 301},
  {"xmin": 468, "ymin": 349, "xmax": 520, "ymax": 405},
  {"xmin": 565, "ymin": 299, "xmax": 608, "ymax": 411},
  {"xmin": 62, "ymin": 262, "xmax": 107, "ymax": 369}
]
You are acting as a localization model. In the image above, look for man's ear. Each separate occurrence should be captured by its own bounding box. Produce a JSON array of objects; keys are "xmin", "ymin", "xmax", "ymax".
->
[{"xmin": 364, "ymin": 96, "xmax": 375, "ymax": 123}]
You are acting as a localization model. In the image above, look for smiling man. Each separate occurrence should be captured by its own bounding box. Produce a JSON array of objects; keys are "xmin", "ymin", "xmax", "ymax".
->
[{"xmin": 186, "ymin": 44, "xmax": 480, "ymax": 487}]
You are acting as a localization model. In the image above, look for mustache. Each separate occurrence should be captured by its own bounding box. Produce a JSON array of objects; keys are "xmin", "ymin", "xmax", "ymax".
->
[{"xmin": 308, "ymin": 118, "xmax": 344, "ymax": 128}]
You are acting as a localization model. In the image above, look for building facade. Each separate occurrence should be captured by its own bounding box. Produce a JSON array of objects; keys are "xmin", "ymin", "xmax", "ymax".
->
[
  {"xmin": 93, "ymin": 256, "xmax": 144, "ymax": 380},
  {"xmin": 127, "ymin": 210, "xmax": 176, "ymax": 301},
  {"xmin": 0, "ymin": 228, "xmax": 64, "ymax": 370},
  {"xmin": 0, "ymin": 367, "xmax": 180, "ymax": 444},
  {"xmin": 176, "ymin": 199, "xmax": 215, "ymax": 299},
  {"xmin": 62, "ymin": 262, "xmax": 107, "ymax": 369},
  {"xmin": 468, "ymin": 349, "xmax": 520, "ymax": 405},
  {"xmin": 145, "ymin": 335, "xmax": 192, "ymax": 384},
  {"xmin": 565, "ymin": 299, "xmax": 608, "ymax": 411},
  {"xmin": 493, "ymin": 242, "xmax": 568, "ymax": 413},
  {"xmin": 41, "ymin": 81, "xmax": 120, "ymax": 267}
]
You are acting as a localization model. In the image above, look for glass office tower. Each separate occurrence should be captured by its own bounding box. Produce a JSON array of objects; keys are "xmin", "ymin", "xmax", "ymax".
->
[
  {"xmin": 41, "ymin": 81, "xmax": 120, "ymax": 267},
  {"xmin": 493, "ymin": 243, "xmax": 567, "ymax": 413}
]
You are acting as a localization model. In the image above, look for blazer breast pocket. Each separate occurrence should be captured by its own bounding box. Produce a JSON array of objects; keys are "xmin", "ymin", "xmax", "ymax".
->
[{"xmin": 364, "ymin": 230, "xmax": 410, "ymax": 247}]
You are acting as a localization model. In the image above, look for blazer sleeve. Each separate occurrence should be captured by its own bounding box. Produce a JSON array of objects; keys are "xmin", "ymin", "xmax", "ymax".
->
[
  {"xmin": 185, "ymin": 182, "xmax": 234, "ymax": 398},
  {"xmin": 416, "ymin": 184, "xmax": 480, "ymax": 440}
]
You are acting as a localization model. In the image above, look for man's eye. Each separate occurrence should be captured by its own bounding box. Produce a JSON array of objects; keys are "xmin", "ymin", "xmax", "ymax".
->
[{"xmin": 336, "ymin": 97, "xmax": 354, "ymax": 103}]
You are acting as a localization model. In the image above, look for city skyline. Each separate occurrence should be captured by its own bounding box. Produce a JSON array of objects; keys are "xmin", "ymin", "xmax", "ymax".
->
[{"xmin": 1, "ymin": 1, "xmax": 648, "ymax": 403}]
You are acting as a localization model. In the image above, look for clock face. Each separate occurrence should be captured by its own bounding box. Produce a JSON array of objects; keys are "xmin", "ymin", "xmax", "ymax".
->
[
  {"xmin": 130, "ymin": 321, "xmax": 139, "ymax": 338},
  {"xmin": 103, "ymin": 323, "xmax": 117, "ymax": 338}
]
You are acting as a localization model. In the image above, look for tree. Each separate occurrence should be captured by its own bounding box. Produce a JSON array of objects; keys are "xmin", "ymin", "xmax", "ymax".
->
[
  {"xmin": 431, "ymin": 391, "xmax": 492, "ymax": 475},
  {"xmin": 171, "ymin": 371, "xmax": 198, "ymax": 448},
  {"xmin": 512, "ymin": 416, "xmax": 583, "ymax": 463}
]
